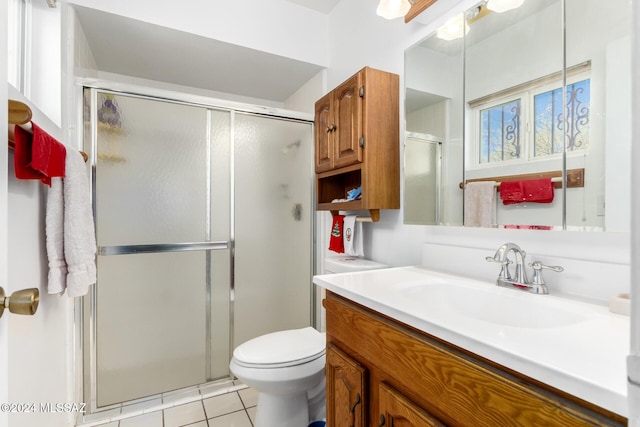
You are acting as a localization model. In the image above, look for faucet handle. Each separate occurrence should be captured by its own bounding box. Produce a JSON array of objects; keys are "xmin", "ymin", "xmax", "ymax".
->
[
  {"xmin": 486, "ymin": 256, "xmax": 512, "ymax": 280},
  {"xmin": 485, "ymin": 256, "xmax": 510, "ymax": 265},
  {"xmin": 529, "ymin": 261, "xmax": 563, "ymax": 285}
]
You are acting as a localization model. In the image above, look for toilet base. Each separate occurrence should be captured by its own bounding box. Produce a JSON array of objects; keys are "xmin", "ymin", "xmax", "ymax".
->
[{"xmin": 255, "ymin": 391, "xmax": 309, "ymax": 427}]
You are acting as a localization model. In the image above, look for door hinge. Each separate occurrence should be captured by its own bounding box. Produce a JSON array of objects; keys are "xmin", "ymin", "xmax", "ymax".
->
[
  {"xmin": 359, "ymin": 85, "xmax": 365, "ymax": 98},
  {"xmin": 359, "ymin": 136, "xmax": 365, "ymax": 148}
]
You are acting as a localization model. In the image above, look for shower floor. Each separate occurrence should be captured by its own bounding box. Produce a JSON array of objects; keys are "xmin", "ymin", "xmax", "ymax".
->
[{"xmin": 76, "ymin": 380, "xmax": 256, "ymax": 427}]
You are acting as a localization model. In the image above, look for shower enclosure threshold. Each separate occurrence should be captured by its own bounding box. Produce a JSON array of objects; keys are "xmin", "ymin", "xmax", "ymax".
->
[{"xmin": 77, "ymin": 378, "xmax": 247, "ymax": 426}]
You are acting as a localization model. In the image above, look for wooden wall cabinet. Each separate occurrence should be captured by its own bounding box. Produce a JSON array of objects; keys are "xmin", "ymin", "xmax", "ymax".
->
[
  {"xmin": 315, "ymin": 67, "xmax": 400, "ymax": 221},
  {"xmin": 324, "ymin": 291, "xmax": 626, "ymax": 427}
]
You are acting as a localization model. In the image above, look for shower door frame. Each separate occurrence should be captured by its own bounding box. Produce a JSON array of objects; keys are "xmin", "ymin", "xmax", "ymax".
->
[{"xmin": 77, "ymin": 82, "xmax": 316, "ymax": 414}]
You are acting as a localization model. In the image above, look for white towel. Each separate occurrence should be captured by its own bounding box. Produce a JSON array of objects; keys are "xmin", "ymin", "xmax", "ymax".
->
[
  {"xmin": 46, "ymin": 149, "xmax": 97, "ymax": 297},
  {"xmin": 343, "ymin": 215, "xmax": 364, "ymax": 257},
  {"xmin": 464, "ymin": 181, "xmax": 497, "ymax": 228}
]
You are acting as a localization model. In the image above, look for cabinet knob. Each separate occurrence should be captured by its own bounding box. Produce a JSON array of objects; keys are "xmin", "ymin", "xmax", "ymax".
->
[
  {"xmin": 377, "ymin": 414, "xmax": 386, "ymax": 427},
  {"xmin": 326, "ymin": 124, "xmax": 337, "ymax": 133}
]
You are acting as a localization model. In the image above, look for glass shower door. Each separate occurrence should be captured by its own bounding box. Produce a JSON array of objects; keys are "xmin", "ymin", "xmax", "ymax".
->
[
  {"xmin": 89, "ymin": 91, "xmax": 231, "ymax": 407},
  {"xmin": 404, "ymin": 133, "xmax": 442, "ymax": 225},
  {"xmin": 233, "ymin": 113, "xmax": 313, "ymax": 346}
]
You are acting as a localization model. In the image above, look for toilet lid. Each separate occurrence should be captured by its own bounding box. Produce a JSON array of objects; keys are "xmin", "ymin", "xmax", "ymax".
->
[{"xmin": 233, "ymin": 327, "xmax": 326, "ymax": 368}]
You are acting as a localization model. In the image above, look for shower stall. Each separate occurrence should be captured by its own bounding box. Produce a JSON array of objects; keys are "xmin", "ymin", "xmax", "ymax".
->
[{"xmin": 81, "ymin": 88, "xmax": 314, "ymax": 411}]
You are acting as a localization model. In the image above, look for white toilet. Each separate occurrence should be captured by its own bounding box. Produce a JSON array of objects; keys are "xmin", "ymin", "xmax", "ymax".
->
[
  {"xmin": 229, "ymin": 256, "xmax": 388, "ymax": 427},
  {"xmin": 229, "ymin": 327, "xmax": 326, "ymax": 427}
]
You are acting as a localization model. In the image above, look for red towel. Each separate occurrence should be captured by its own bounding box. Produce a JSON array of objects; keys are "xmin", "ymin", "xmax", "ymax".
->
[
  {"xmin": 13, "ymin": 122, "xmax": 66, "ymax": 186},
  {"xmin": 500, "ymin": 178, "xmax": 554, "ymax": 205},
  {"xmin": 329, "ymin": 215, "xmax": 345, "ymax": 253}
]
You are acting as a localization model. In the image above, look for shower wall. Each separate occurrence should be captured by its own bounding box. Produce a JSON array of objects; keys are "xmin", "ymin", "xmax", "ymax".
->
[{"xmin": 84, "ymin": 90, "xmax": 313, "ymax": 409}]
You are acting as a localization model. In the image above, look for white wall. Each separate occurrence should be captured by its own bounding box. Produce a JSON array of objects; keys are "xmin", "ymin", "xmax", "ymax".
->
[{"xmin": 67, "ymin": 0, "xmax": 329, "ymax": 69}]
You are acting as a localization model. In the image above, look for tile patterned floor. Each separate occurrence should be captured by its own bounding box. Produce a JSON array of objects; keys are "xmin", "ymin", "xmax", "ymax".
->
[{"xmin": 76, "ymin": 381, "xmax": 257, "ymax": 427}]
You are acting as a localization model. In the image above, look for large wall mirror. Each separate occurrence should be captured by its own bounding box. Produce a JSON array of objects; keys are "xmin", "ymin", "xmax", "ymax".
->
[{"xmin": 404, "ymin": 0, "xmax": 631, "ymax": 231}]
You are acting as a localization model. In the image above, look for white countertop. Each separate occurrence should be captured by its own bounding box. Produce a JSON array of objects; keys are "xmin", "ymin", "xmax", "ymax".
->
[{"xmin": 313, "ymin": 266, "xmax": 630, "ymax": 417}]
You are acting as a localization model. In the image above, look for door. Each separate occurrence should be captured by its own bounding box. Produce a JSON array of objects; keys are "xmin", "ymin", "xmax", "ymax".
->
[
  {"xmin": 404, "ymin": 134, "xmax": 443, "ymax": 225},
  {"xmin": 88, "ymin": 91, "xmax": 231, "ymax": 407},
  {"xmin": 333, "ymin": 73, "xmax": 363, "ymax": 169},
  {"xmin": 315, "ymin": 91, "xmax": 333, "ymax": 173},
  {"xmin": 378, "ymin": 382, "xmax": 445, "ymax": 427},
  {"xmin": 326, "ymin": 343, "xmax": 366, "ymax": 427},
  {"xmin": 1, "ymin": 1, "xmax": 9, "ymax": 423},
  {"xmin": 233, "ymin": 113, "xmax": 313, "ymax": 345},
  {"xmin": 0, "ymin": 81, "xmax": 8, "ymax": 427}
]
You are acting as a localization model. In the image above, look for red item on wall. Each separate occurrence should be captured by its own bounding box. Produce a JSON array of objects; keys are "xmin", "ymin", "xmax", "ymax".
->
[
  {"xmin": 499, "ymin": 178, "xmax": 554, "ymax": 205},
  {"xmin": 329, "ymin": 215, "xmax": 345, "ymax": 253},
  {"xmin": 13, "ymin": 122, "xmax": 66, "ymax": 186}
]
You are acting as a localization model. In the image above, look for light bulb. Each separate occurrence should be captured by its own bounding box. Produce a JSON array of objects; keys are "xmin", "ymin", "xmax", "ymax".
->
[
  {"xmin": 376, "ymin": 0, "xmax": 412, "ymax": 20},
  {"xmin": 486, "ymin": 0, "xmax": 525, "ymax": 13},
  {"xmin": 437, "ymin": 14, "xmax": 469, "ymax": 41}
]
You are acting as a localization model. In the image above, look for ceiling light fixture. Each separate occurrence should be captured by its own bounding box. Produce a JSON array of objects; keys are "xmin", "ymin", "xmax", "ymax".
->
[
  {"xmin": 485, "ymin": 0, "xmax": 525, "ymax": 13},
  {"xmin": 376, "ymin": 0, "xmax": 414, "ymax": 20},
  {"xmin": 436, "ymin": 14, "xmax": 469, "ymax": 41}
]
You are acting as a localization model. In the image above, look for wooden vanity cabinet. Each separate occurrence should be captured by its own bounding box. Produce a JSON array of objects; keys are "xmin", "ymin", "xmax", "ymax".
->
[
  {"xmin": 315, "ymin": 67, "xmax": 400, "ymax": 219},
  {"xmin": 323, "ymin": 291, "xmax": 627, "ymax": 427},
  {"xmin": 326, "ymin": 344, "xmax": 366, "ymax": 427}
]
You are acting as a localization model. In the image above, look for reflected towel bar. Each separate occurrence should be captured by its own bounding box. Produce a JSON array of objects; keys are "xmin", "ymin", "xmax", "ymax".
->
[{"xmin": 459, "ymin": 168, "xmax": 584, "ymax": 190}]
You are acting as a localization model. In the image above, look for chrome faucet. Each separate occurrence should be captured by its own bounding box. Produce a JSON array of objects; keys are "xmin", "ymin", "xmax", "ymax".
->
[{"xmin": 486, "ymin": 243, "xmax": 563, "ymax": 294}]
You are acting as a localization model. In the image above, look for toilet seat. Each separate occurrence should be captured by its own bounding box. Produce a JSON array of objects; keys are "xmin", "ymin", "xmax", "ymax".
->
[{"xmin": 232, "ymin": 327, "xmax": 326, "ymax": 369}]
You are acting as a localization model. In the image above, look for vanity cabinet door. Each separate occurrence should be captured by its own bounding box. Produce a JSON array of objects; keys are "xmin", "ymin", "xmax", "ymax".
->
[
  {"xmin": 326, "ymin": 343, "xmax": 366, "ymax": 427},
  {"xmin": 378, "ymin": 382, "xmax": 445, "ymax": 427}
]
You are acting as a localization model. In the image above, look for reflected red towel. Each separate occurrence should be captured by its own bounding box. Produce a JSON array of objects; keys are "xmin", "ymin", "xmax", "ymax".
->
[
  {"xmin": 500, "ymin": 178, "xmax": 554, "ymax": 205},
  {"xmin": 13, "ymin": 122, "xmax": 66, "ymax": 186},
  {"xmin": 329, "ymin": 215, "xmax": 345, "ymax": 253}
]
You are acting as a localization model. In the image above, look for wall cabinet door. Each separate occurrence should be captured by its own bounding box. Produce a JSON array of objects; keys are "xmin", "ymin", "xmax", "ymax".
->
[
  {"xmin": 332, "ymin": 72, "xmax": 363, "ymax": 170},
  {"xmin": 315, "ymin": 91, "xmax": 333, "ymax": 173},
  {"xmin": 326, "ymin": 343, "xmax": 366, "ymax": 427},
  {"xmin": 314, "ymin": 72, "xmax": 363, "ymax": 173},
  {"xmin": 378, "ymin": 382, "xmax": 445, "ymax": 427}
]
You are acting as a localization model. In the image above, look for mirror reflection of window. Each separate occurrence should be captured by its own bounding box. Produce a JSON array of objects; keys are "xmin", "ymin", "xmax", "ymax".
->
[
  {"xmin": 534, "ymin": 79, "xmax": 591, "ymax": 156},
  {"xmin": 470, "ymin": 65, "xmax": 591, "ymax": 167},
  {"xmin": 478, "ymin": 99, "xmax": 521, "ymax": 164}
]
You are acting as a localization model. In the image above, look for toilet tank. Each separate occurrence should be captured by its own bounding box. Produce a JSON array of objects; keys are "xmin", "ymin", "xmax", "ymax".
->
[
  {"xmin": 324, "ymin": 256, "xmax": 389, "ymax": 274},
  {"xmin": 317, "ymin": 256, "xmax": 388, "ymax": 332}
]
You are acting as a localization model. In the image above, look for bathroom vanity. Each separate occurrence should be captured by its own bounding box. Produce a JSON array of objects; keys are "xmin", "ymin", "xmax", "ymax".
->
[{"xmin": 315, "ymin": 267, "xmax": 628, "ymax": 426}]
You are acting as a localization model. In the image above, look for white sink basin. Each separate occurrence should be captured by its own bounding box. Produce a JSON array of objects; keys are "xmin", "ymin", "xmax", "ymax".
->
[
  {"xmin": 402, "ymin": 280, "xmax": 596, "ymax": 329},
  {"xmin": 313, "ymin": 266, "xmax": 629, "ymax": 417}
]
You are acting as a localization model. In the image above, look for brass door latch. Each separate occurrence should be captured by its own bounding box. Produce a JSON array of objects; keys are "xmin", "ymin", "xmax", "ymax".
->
[{"xmin": 0, "ymin": 287, "xmax": 39, "ymax": 318}]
